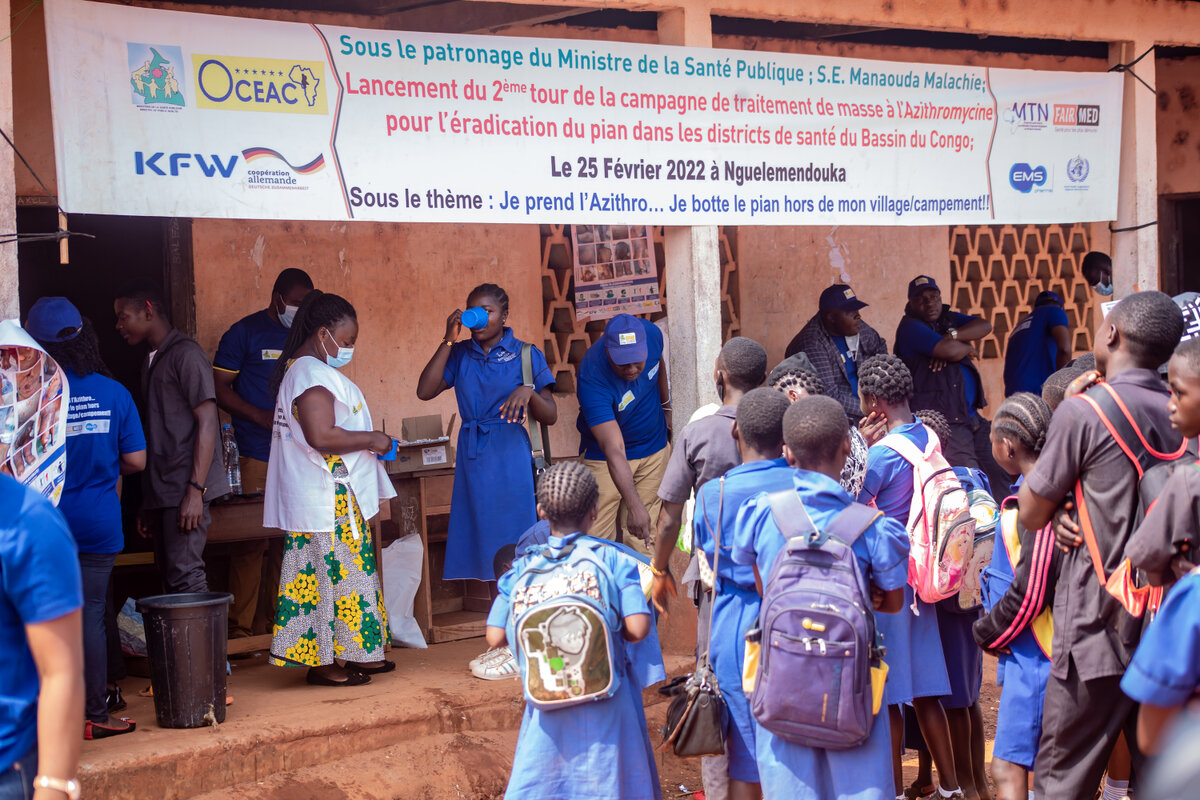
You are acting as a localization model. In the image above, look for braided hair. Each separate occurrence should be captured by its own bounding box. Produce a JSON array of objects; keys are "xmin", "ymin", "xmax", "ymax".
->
[
  {"xmin": 770, "ymin": 367, "xmax": 826, "ymax": 398},
  {"xmin": 467, "ymin": 283, "xmax": 510, "ymax": 315},
  {"xmin": 858, "ymin": 354, "xmax": 913, "ymax": 405},
  {"xmin": 36, "ymin": 318, "xmax": 113, "ymax": 378},
  {"xmin": 269, "ymin": 290, "xmax": 357, "ymax": 396},
  {"xmin": 914, "ymin": 409, "xmax": 951, "ymax": 447},
  {"xmin": 993, "ymin": 392, "xmax": 1052, "ymax": 456},
  {"xmin": 536, "ymin": 461, "xmax": 599, "ymax": 528}
]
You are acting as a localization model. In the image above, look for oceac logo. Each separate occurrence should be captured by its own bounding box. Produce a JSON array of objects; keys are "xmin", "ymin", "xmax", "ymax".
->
[
  {"xmin": 134, "ymin": 152, "xmax": 238, "ymax": 177},
  {"xmin": 192, "ymin": 55, "xmax": 326, "ymax": 114},
  {"xmin": 1009, "ymin": 163, "xmax": 1047, "ymax": 193}
]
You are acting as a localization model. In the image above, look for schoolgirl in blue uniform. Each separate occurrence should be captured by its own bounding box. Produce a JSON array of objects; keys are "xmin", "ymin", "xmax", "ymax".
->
[
  {"xmin": 691, "ymin": 388, "xmax": 794, "ymax": 797},
  {"xmin": 486, "ymin": 462, "xmax": 659, "ymax": 800},
  {"xmin": 854, "ymin": 356, "xmax": 963, "ymax": 800},
  {"xmin": 731, "ymin": 395, "xmax": 909, "ymax": 800},
  {"xmin": 974, "ymin": 393, "xmax": 1058, "ymax": 800},
  {"xmin": 416, "ymin": 283, "xmax": 557, "ymax": 581}
]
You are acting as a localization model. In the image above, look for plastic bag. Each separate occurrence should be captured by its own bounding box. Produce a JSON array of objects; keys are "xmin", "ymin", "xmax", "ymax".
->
[
  {"xmin": 381, "ymin": 534, "xmax": 427, "ymax": 649},
  {"xmin": 117, "ymin": 597, "xmax": 147, "ymax": 657}
]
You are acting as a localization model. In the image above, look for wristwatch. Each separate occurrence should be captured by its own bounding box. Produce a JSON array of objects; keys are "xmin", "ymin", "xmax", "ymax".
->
[
  {"xmin": 34, "ymin": 776, "xmax": 81, "ymax": 800},
  {"xmin": 522, "ymin": 382, "xmax": 535, "ymax": 390},
  {"xmin": 948, "ymin": 327, "xmax": 959, "ymax": 340},
  {"xmin": 188, "ymin": 480, "xmax": 207, "ymax": 496}
]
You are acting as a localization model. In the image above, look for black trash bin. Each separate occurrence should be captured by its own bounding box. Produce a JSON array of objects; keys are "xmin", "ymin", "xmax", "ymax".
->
[{"xmin": 136, "ymin": 592, "xmax": 234, "ymax": 729}]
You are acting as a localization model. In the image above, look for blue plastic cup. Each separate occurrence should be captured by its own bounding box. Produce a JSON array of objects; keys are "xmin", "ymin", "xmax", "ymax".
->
[
  {"xmin": 376, "ymin": 438, "xmax": 399, "ymax": 461},
  {"xmin": 460, "ymin": 307, "xmax": 489, "ymax": 330}
]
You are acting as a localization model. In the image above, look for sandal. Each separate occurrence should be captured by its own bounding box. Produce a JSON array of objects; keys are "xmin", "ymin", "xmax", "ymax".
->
[
  {"xmin": 352, "ymin": 660, "xmax": 396, "ymax": 675},
  {"xmin": 306, "ymin": 668, "xmax": 371, "ymax": 687},
  {"xmin": 904, "ymin": 782, "xmax": 935, "ymax": 800},
  {"xmin": 84, "ymin": 717, "xmax": 137, "ymax": 740}
]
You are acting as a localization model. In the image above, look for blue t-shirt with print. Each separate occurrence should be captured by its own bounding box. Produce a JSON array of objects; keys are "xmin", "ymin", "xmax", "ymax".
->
[
  {"xmin": 576, "ymin": 319, "xmax": 668, "ymax": 461},
  {"xmin": 858, "ymin": 419, "xmax": 927, "ymax": 522},
  {"xmin": 58, "ymin": 369, "xmax": 145, "ymax": 554},
  {"xmin": 1004, "ymin": 304, "xmax": 1070, "ymax": 397},
  {"xmin": 895, "ymin": 311, "xmax": 979, "ymax": 413},
  {"xmin": 0, "ymin": 475, "xmax": 83, "ymax": 772},
  {"xmin": 213, "ymin": 309, "xmax": 289, "ymax": 461}
]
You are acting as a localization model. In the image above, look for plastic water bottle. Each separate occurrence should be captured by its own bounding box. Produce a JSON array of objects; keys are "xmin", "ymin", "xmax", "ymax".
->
[{"xmin": 222, "ymin": 423, "xmax": 242, "ymax": 495}]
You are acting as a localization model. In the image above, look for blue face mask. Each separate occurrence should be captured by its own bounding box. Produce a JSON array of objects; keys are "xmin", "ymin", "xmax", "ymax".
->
[
  {"xmin": 321, "ymin": 328, "xmax": 354, "ymax": 368},
  {"xmin": 1094, "ymin": 280, "xmax": 1114, "ymax": 297},
  {"xmin": 278, "ymin": 304, "xmax": 299, "ymax": 329}
]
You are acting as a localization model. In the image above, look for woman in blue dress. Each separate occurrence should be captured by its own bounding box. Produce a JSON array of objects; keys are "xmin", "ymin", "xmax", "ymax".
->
[{"xmin": 417, "ymin": 284, "xmax": 556, "ymax": 674}]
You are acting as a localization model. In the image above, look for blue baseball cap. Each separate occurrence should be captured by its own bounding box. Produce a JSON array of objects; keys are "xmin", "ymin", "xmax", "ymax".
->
[
  {"xmin": 603, "ymin": 314, "xmax": 648, "ymax": 365},
  {"xmin": 26, "ymin": 297, "xmax": 82, "ymax": 342},
  {"xmin": 819, "ymin": 284, "xmax": 868, "ymax": 312},
  {"xmin": 907, "ymin": 275, "xmax": 941, "ymax": 298}
]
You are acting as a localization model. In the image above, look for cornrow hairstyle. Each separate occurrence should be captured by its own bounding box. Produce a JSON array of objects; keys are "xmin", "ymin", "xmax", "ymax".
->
[
  {"xmin": 858, "ymin": 354, "xmax": 914, "ymax": 405},
  {"xmin": 783, "ymin": 395, "xmax": 849, "ymax": 468},
  {"xmin": 735, "ymin": 387, "xmax": 790, "ymax": 453},
  {"xmin": 770, "ymin": 367, "xmax": 826, "ymax": 398},
  {"xmin": 115, "ymin": 281, "xmax": 170, "ymax": 322},
  {"xmin": 1109, "ymin": 291, "xmax": 1186, "ymax": 367},
  {"xmin": 269, "ymin": 290, "xmax": 357, "ymax": 396},
  {"xmin": 993, "ymin": 392, "xmax": 1052, "ymax": 456},
  {"xmin": 273, "ymin": 268, "xmax": 314, "ymax": 297},
  {"xmin": 719, "ymin": 337, "xmax": 768, "ymax": 391},
  {"xmin": 36, "ymin": 317, "xmax": 113, "ymax": 379},
  {"xmin": 1042, "ymin": 365, "xmax": 1084, "ymax": 411},
  {"xmin": 536, "ymin": 461, "xmax": 599, "ymax": 527},
  {"xmin": 1174, "ymin": 337, "xmax": 1200, "ymax": 377},
  {"xmin": 914, "ymin": 409, "xmax": 951, "ymax": 447},
  {"xmin": 467, "ymin": 283, "xmax": 510, "ymax": 315}
]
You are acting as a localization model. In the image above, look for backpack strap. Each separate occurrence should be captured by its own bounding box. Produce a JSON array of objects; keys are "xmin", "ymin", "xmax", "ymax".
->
[
  {"xmin": 877, "ymin": 431, "xmax": 931, "ymax": 466},
  {"xmin": 521, "ymin": 344, "xmax": 547, "ymax": 465},
  {"xmin": 825, "ymin": 503, "xmax": 883, "ymax": 549},
  {"xmin": 767, "ymin": 489, "xmax": 818, "ymax": 543}
]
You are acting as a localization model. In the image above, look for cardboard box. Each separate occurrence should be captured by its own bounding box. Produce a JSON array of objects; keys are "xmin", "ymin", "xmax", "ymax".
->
[{"xmin": 387, "ymin": 414, "xmax": 456, "ymax": 475}]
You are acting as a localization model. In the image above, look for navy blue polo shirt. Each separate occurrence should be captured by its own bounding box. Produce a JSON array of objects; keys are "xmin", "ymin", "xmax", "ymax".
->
[
  {"xmin": 59, "ymin": 370, "xmax": 145, "ymax": 554},
  {"xmin": 213, "ymin": 309, "xmax": 288, "ymax": 461},
  {"xmin": 895, "ymin": 310, "xmax": 979, "ymax": 413},
  {"xmin": 576, "ymin": 319, "xmax": 668, "ymax": 461},
  {"xmin": 1003, "ymin": 304, "xmax": 1069, "ymax": 396}
]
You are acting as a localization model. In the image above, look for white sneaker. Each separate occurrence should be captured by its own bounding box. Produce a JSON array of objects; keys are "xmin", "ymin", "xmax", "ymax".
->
[
  {"xmin": 471, "ymin": 646, "xmax": 519, "ymax": 680},
  {"xmin": 468, "ymin": 647, "xmax": 510, "ymax": 670}
]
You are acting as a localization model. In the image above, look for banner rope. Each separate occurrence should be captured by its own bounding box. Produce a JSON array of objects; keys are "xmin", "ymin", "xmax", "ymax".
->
[
  {"xmin": 1107, "ymin": 45, "xmax": 1156, "ymax": 94},
  {"xmin": 1108, "ymin": 220, "xmax": 1158, "ymax": 234},
  {"xmin": 0, "ymin": 126, "xmax": 94, "ymax": 246}
]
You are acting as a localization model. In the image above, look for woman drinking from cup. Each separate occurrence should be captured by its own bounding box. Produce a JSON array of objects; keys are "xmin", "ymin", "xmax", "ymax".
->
[
  {"xmin": 416, "ymin": 283, "xmax": 556, "ymax": 679},
  {"xmin": 265, "ymin": 291, "xmax": 396, "ymax": 686}
]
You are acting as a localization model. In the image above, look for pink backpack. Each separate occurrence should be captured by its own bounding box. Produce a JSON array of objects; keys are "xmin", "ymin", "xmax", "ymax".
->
[{"xmin": 876, "ymin": 430, "xmax": 976, "ymax": 603}]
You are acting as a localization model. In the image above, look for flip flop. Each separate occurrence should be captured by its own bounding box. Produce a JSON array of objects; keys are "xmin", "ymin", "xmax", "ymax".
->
[
  {"xmin": 137, "ymin": 685, "xmax": 153, "ymax": 698},
  {"xmin": 84, "ymin": 717, "xmax": 137, "ymax": 740},
  {"xmin": 306, "ymin": 668, "xmax": 371, "ymax": 687},
  {"xmin": 351, "ymin": 660, "xmax": 396, "ymax": 675}
]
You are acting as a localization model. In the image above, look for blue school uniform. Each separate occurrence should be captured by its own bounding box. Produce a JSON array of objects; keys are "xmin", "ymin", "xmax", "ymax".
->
[
  {"xmin": 443, "ymin": 328, "xmax": 554, "ymax": 580},
  {"xmin": 489, "ymin": 531, "xmax": 661, "ymax": 800},
  {"xmin": 693, "ymin": 458, "xmax": 796, "ymax": 784},
  {"xmin": 1121, "ymin": 570, "xmax": 1200, "ymax": 708},
  {"xmin": 731, "ymin": 469, "xmax": 909, "ymax": 800},
  {"xmin": 857, "ymin": 420, "xmax": 951, "ymax": 705}
]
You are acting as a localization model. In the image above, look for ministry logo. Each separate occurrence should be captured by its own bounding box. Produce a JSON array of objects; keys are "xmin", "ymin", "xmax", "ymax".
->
[{"xmin": 128, "ymin": 43, "xmax": 185, "ymax": 110}]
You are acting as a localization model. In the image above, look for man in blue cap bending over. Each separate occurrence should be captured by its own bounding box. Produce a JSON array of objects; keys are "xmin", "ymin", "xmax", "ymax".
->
[
  {"xmin": 576, "ymin": 313, "xmax": 671, "ymax": 555},
  {"xmin": 1003, "ymin": 290, "xmax": 1072, "ymax": 397}
]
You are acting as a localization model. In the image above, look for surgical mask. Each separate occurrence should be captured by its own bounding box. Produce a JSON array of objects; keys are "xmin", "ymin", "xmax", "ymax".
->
[
  {"xmin": 320, "ymin": 328, "xmax": 354, "ymax": 368},
  {"xmin": 278, "ymin": 304, "xmax": 299, "ymax": 329},
  {"xmin": 1094, "ymin": 281, "xmax": 1114, "ymax": 297}
]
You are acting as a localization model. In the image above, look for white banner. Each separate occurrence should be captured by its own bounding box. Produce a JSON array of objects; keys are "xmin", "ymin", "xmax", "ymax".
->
[{"xmin": 45, "ymin": 0, "xmax": 1123, "ymax": 225}]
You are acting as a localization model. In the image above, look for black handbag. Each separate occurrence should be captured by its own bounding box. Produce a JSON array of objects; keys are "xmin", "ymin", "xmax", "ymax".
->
[
  {"xmin": 520, "ymin": 343, "xmax": 551, "ymax": 482},
  {"xmin": 659, "ymin": 478, "xmax": 729, "ymax": 758}
]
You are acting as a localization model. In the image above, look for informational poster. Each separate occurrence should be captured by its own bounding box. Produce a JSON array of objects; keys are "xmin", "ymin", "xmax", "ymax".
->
[
  {"xmin": 0, "ymin": 321, "xmax": 69, "ymax": 504},
  {"xmin": 45, "ymin": 0, "xmax": 1123, "ymax": 225},
  {"xmin": 571, "ymin": 224, "xmax": 661, "ymax": 321}
]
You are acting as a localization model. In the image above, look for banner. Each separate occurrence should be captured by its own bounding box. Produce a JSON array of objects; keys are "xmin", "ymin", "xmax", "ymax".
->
[
  {"xmin": 572, "ymin": 224, "xmax": 661, "ymax": 321},
  {"xmin": 46, "ymin": 0, "xmax": 1123, "ymax": 225},
  {"xmin": 0, "ymin": 321, "xmax": 69, "ymax": 504}
]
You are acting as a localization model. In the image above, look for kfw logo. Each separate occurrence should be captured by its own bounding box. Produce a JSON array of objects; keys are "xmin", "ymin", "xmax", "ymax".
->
[
  {"xmin": 1009, "ymin": 163, "xmax": 1047, "ymax": 193},
  {"xmin": 134, "ymin": 152, "xmax": 238, "ymax": 177}
]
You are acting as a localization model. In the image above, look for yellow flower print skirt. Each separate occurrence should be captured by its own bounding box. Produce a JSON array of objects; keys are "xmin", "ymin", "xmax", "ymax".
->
[{"xmin": 270, "ymin": 456, "xmax": 390, "ymax": 668}]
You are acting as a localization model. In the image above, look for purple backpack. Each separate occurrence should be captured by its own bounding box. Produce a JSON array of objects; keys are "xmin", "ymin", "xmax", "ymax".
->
[{"xmin": 748, "ymin": 490, "xmax": 884, "ymax": 750}]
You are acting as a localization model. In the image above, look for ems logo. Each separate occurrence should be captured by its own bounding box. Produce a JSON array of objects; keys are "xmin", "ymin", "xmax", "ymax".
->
[
  {"xmin": 128, "ymin": 43, "xmax": 185, "ymax": 111},
  {"xmin": 1009, "ymin": 163, "xmax": 1048, "ymax": 194}
]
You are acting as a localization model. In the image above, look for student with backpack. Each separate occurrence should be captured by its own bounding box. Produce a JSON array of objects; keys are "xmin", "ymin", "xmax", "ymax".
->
[
  {"xmin": 730, "ymin": 395, "xmax": 908, "ymax": 799},
  {"xmin": 689, "ymin": 388, "xmax": 793, "ymax": 800},
  {"xmin": 855, "ymin": 355, "xmax": 966, "ymax": 800},
  {"xmin": 1018, "ymin": 291, "xmax": 1186, "ymax": 798},
  {"xmin": 485, "ymin": 461, "xmax": 658, "ymax": 800}
]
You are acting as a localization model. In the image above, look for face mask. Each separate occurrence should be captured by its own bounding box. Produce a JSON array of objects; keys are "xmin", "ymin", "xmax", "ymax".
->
[
  {"xmin": 1094, "ymin": 281, "xmax": 1114, "ymax": 297},
  {"xmin": 278, "ymin": 304, "xmax": 299, "ymax": 329},
  {"xmin": 320, "ymin": 328, "xmax": 354, "ymax": 368}
]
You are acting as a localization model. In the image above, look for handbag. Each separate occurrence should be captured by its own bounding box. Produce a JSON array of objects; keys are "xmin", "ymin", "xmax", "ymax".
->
[
  {"xmin": 660, "ymin": 478, "xmax": 729, "ymax": 758},
  {"xmin": 520, "ymin": 343, "xmax": 552, "ymax": 482}
]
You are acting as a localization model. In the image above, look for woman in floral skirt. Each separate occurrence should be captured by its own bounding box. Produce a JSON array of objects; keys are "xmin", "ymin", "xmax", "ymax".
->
[{"xmin": 264, "ymin": 291, "xmax": 397, "ymax": 686}]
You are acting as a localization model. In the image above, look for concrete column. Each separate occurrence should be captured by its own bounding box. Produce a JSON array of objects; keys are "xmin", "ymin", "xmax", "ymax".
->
[
  {"xmin": 1109, "ymin": 40, "xmax": 1159, "ymax": 295},
  {"xmin": 0, "ymin": 0, "xmax": 16, "ymax": 318},
  {"xmin": 658, "ymin": 6, "xmax": 723, "ymax": 438}
]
